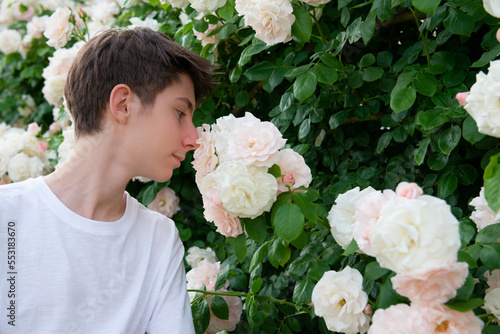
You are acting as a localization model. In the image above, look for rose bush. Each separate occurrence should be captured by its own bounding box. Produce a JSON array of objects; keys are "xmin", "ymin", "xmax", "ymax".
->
[{"xmin": 2, "ymin": 0, "xmax": 500, "ymax": 332}]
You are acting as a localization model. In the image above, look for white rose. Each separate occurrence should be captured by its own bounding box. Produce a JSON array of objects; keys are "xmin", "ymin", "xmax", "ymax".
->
[
  {"xmin": 27, "ymin": 15, "xmax": 49, "ymax": 39},
  {"xmin": 7, "ymin": 152, "xmax": 45, "ymax": 182},
  {"xmin": 483, "ymin": 287, "xmax": 500, "ymax": 322},
  {"xmin": 44, "ymin": 7, "xmax": 74, "ymax": 49},
  {"xmin": 206, "ymin": 292, "xmax": 243, "ymax": 334},
  {"xmin": 298, "ymin": 0, "xmax": 331, "ymax": 6},
  {"xmin": 276, "ymin": 149, "xmax": 312, "ymax": 192},
  {"xmin": 469, "ymin": 187, "xmax": 500, "ymax": 231},
  {"xmin": 160, "ymin": 0, "xmax": 190, "ymax": 8},
  {"xmin": 1, "ymin": 127, "xmax": 25, "ymax": 157},
  {"xmin": 42, "ymin": 41, "xmax": 84, "ymax": 106},
  {"xmin": 188, "ymin": 0, "xmax": 227, "ymax": 14},
  {"xmin": 0, "ymin": 29, "xmax": 22, "ymax": 55},
  {"xmin": 186, "ymin": 260, "xmax": 228, "ymax": 301},
  {"xmin": 328, "ymin": 186, "xmax": 376, "ymax": 249},
  {"xmin": 226, "ymin": 121, "xmax": 286, "ymax": 167},
  {"xmin": 235, "ymin": 0, "xmax": 295, "ymax": 46},
  {"xmin": 0, "ymin": 150, "xmax": 10, "ymax": 176},
  {"xmin": 465, "ymin": 60, "xmax": 500, "ymax": 138},
  {"xmin": 86, "ymin": 1, "xmax": 120, "ymax": 26},
  {"xmin": 370, "ymin": 194, "xmax": 461, "ymax": 274},
  {"xmin": 312, "ymin": 267, "xmax": 370, "ymax": 334},
  {"xmin": 56, "ymin": 125, "xmax": 76, "ymax": 169},
  {"xmin": 484, "ymin": 0, "xmax": 500, "ymax": 18},
  {"xmin": 147, "ymin": 187, "xmax": 180, "ymax": 218},
  {"xmin": 186, "ymin": 246, "xmax": 218, "ymax": 268},
  {"xmin": 215, "ymin": 161, "xmax": 277, "ymax": 218},
  {"xmin": 128, "ymin": 17, "xmax": 162, "ymax": 31},
  {"xmin": 485, "ymin": 269, "xmax": 500, "ymax": 293},
  {"xmin": 38, "ymin": 0, "xmax": 69, "ymax": 11}
]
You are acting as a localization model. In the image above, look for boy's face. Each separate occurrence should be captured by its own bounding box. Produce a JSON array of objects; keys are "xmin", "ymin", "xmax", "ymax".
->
[{"xmin": 128, "ymin": 73, "xmax": 198, "ymax": 182}]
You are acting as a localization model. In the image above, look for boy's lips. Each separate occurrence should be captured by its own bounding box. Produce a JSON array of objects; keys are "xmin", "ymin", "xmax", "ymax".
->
[{"xmin": 173, "ymin": 154, "xmax": 184, "ymax": 167}]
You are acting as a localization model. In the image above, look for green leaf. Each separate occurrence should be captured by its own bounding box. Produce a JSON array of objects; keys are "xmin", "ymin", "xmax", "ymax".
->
[
  {"xmin": 244, "ymin": 61, "xmax": 275, "ymax": 81},
  {"xmin": 411, "ymin": 0, "xmax": 440, "ymax": 14},
  {"xmin": 292, "ymin": 276, "xmax": 315, "ymax": 304},
  {"xmin": 463, "ymin": 116, "xmax": 486, "ymax": 145},
  {"xmin": 293, "ymin": 72, "xmax": 317, "ymax": 102},
  {"xmin": 227, "ymin": 234, "xmax": 247, "ymax": 262},
  {"xmin": 244, "ymin": 216, "xmax": 268, "ymax": 243},
  {"xmin": 268, "ymin": 237, "xmax": 287, "ymax": 268},
  {"xmin": 217, "ymin": 23, "xmax": 237, "ymax": 39},
  {"xmin": 427, "ymin": 153, "xmax": 448, "ymax": 171},
  {"xmin": 371, "ymin": 0, "xmax": 395, "ymax": 21},
  {"xmin": 362, "ymin": 67, "xmax": 384, "ymax": 82},
  {"xmin": 412, "ymin": 71, "xmax": 438, "ymax": 97},
  {"xmin": 342, "ymin": 239, "xmax": 359, "ymax": 256},
  {"xmin": 438, "ymin": 125, "xmax": 461, "ymax": 155},
  {"xmin": 364, "ymin": 261, "xmax": 390, "ymax": 280},
  {"xmin": 329, "ymin": 110, "xmax": 349, "ymax": 129},
  {"xmin": 443, "ymin": 7, "xmax": 475, "ymax": 37},
  {"xmin": 390, "ymin": 87, "xmax": 416, "ymax": 113},
  {"xmin": 484, "ymin": 153, "xmax": 500, "ymax": 212},
  {"xmin": 268, "ymin": 164, "xmax": 281, "ymax": 178},
  {"xmin": 446, "ymin": 298, "xmax": 484, "ymax": 312},
  {"xmin": 272, "ymin": 203, "xmax": 305, "ymax": 243},
  {"xmin": 414, "ymin": 138, "xmax": 430, "ymax": 165},
  {"xmin": 298, "ymin": 118, "xmax": 311, "ymax": 140},
  {"xmin": 250, "ymin": 243, "xmax": 268, "ymax": 272},
  {"xmin": 229, "ymin": 66, "xmax": 242, "ymax": 83},
  {"xmin": 359, "ymin": 54, "xmax": 376, "ymax": 68},
  {"xmin": 293, "ymin": 192, "xmax": 317, "ymax": 222},
  {"xmin": 472, "ymin": 44, "xmax": 500, "ymax": 68},
  {"xmin": 192, "ymin": 297, "xmax": 210, "ymax": 334},
  {"xmin": 376, "ymin": 132, "xmax": 392, "ymax": 154},
  {"xmin": 361, "ymin": 11, "xmax": 376, "ymax": 45},
  {"xmin": 210, "ymin": 295, "xmax": 229, "ymax": 320},
  {"xmin": 375, "ymin": 279, "xmax": 403, "ymax": 309},
  {"xmin": 457, "ymin": 164, "xmax": 478, "ymax": 185},
  {"xmin": 437, "ymin": 172, "xmax": 458, "ymax": 199},
  {"xmin": 217, "ymin": 1, "xmax": 235, "ymax": 21},
  {"xmin": 214, "ymin": 262, "xmax": 230, "ymax": 291},
  {"xmin": 320, "ymin": 54, "xmax": 343, "ymax": 71},
  {"xmin": 476, "ymin": 224, "xmax": 500, "ymax": 244},
  {"xmin": 287, "ymin": 254, "xmax": 314, "ymax": 278},
  {"xmin": 312, "ymin": 63, "xmax": 338, "ymax": 84},
  {"xmin": 308, "ymin": 259, "xmax": 330, "ymax": 281},
  {"xmin": 142, "ymin": 183, "xmax": 158, "ymax": 206},
  {"xmin": 418, "ymin": 109, "xmax": 448, "ymax": 131},
  {"xmin": 193, "ymin": 18, "xmax": 209, "ymax": 33},
  {"xmin": 292, "ymin": 5, "xmax": 313, "ymax": 42},
  {"xmin": 480, "ymin": 243, "xmax": 500, "ymax": 269},
  {"xmin": 458, "ymin": 250, "xmax": 478, "ymax": 269}
]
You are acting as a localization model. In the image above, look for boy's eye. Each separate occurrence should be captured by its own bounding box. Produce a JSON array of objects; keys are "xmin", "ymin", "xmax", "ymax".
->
[{"xmin": 177, "ymin": 110, "xmax": 186, "ymax": 118}]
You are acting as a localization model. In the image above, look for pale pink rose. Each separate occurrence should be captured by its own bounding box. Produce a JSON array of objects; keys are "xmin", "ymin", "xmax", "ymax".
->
[
  {"xmin": 35, "ymin": 140, "xmax": 49, "ymax": 153},
  {"xmin": 368, "ymin": 304, "xmax": 427, "ymax": 334},
  {"xmin": 485, "ymin": 269, "xmax": 500, "ymax": 293},
  {"xmin": 276, "ymin": 149, "xmax": 312, "ymax": 193},
  {"xmin": 456, "ymin": 92, "xmax": 470, "ymax": 106},
  {"xmin": 185, "ymin": 246, "xmax": 218, "ymax": 268},
  {"xmin": 204, "ymin": 203, "xmax": 243, "ymax": 238},
  {"xmin": 193, "ymin": 124, "xmax": 218, "ymax": 186},
  {"xmin": 14, "ymin": 4, "xmax": 35, "ymax": 21},
  {"xmin": 484, "ymin": 0, "xmax": 500, "ymax": 18},
  {"xmin": 367, "ymin": 195, "xmax": 461, "ymax": 274},
  {"xmin": 186, "ymin": 260, "xmax": 229, "ymax": 301},
  {"xmin": 27, "ymin": 122, "xmax": 41, "ymax": 136},
  {"xmin": 227, "ymin": 121, "xmax": 286, "ymax": 167},
  {"xmin": 298, "ymin": 0, "xmax": 331, "ymax": 6},
  {"xmin": 0, "ymin": 175, "xmax": 11, "ymax": 185},
  {"xmin": 206, "ymin": 291, "xmax": 243, "ymax": 334},
  {"xmin": 194, "ymin": 22, "xmax": 222, "ymax": 46},
  {"xmin": 49, "ymin": 122, "xmax": 62, "ymax": 133},
  {"xmin": 235, "ymin": 0, "xmax": 295, "ymax": 46},
  {"xmin": 44, "ymin": 7, "xmax": 74, "ymax": 48},
  {"xmin": 352, "ymin": 189, "xmax": 395, "ymax": 255},
  {"xmin": 423, "ymin": 303, "xmax": 484, "ymax": 333},
  {"xmin": 188, "ymin": 0, "xmax": 227, "ymax": 14},
  {"xmin": 391, "ymin": 261, "xmax": 469, "ymax": 305},
  {"xmin": 27, "ymin": 16, "xmax": 48, "ymax": 38},
  {"xmin": 395, "ymin": 181, "xmax": 423, "ymax": 199},
  {"xmin": 483, "ymin": 287, "xmax": 500, "ymax": 322},
  {"xmin": 469, "ymin": 187, "xmax": 500, "ymax": 231},
  {"xmin": 147, "ymin": 187, "xmax": 180, "ymax": 218},
  {"xmin": 328, "ymin": 186, "xmax": 376, "ymax": 250}
]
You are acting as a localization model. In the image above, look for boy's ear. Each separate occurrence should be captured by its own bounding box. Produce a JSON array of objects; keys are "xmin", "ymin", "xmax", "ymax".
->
[{"xmin": 109, "ymin": 84, "xmax": 133, "ymax": 124}]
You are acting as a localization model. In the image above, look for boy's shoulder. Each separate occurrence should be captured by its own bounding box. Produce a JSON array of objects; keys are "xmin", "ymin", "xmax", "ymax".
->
[{"xmin": 0, "ymin": 178, "xmax": 35, "ymax": 199}]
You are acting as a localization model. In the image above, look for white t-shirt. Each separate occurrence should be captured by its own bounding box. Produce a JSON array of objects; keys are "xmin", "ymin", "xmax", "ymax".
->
[{"xmin": 0, "ymin": 177, "xmax": 195, "ymax": 334}]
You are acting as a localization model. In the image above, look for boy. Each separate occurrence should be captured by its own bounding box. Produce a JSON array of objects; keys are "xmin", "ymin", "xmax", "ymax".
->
[{"xmin": 0, "ymin": 27, "xmax": 215, "ymax": 333}]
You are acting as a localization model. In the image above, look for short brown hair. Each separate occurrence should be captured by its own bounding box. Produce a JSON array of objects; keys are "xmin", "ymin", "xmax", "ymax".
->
[{"xmin": 64, "ymin": 27, "xmax": 216, "ymax": 137}]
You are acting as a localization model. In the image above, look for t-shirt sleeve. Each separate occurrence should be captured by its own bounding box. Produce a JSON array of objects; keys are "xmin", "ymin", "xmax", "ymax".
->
[{"xmin": 146, "ymin": 238, "xmax": 195, "ymax": 334}]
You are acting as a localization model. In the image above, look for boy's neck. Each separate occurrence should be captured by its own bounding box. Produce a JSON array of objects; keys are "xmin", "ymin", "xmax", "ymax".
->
[{"xmin": 44, "ymin": 134, "xmax": 130, "ymax": 222}]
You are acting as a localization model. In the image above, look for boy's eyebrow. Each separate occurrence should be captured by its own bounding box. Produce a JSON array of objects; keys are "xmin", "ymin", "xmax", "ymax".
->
[{"xmin": 176, "ymin": 97, "xmax": 194, "ymax": 113}]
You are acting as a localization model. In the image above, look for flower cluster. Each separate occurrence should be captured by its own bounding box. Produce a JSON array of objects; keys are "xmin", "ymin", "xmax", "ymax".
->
[
  {"xmin": 185, "ymin": 247, "xmax": 242, "ymax": 333},
  {"xmin": 327, "ymin": 182, "xmax": 484, "ymax": 333},
  {"xmin": 193, "ymin": 112, "xmax": 311, "ymax": 238},
  {"xmin": 0, "ymin": 122, "xmax": 53, "ymax": 183},
  {"xmin": 147, "ymin": 187, "xmax": 180, "ymax": 218}
]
